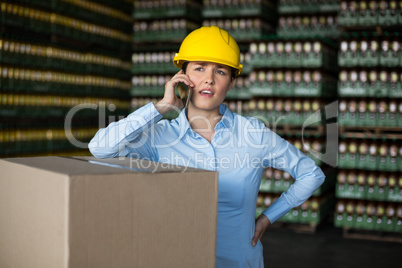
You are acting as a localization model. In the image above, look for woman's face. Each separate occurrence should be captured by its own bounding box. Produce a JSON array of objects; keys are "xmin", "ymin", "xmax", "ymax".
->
[{"xmin": 186, "ymin": 61, "xmax": 234, "ymax": 113}]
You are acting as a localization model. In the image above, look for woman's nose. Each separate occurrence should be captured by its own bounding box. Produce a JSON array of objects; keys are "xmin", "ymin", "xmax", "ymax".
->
[{"xmin": 204, "ymin": 70, "xmax": 215, "ymax": 85}]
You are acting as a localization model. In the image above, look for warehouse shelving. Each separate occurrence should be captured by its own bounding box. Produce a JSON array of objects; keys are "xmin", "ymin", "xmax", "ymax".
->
[
  {"xmin": 246, "ymin": 0, "xmax": 341, "ymax": 229},
  {"xmin": 334, "ymin": 0, "xmax": 402, "ymax": 237},
  {"xmin": 130, "ymin": 0, "xmax": 203, "ymax": 120},
  {"xmin": 0, "ymin": 0, "xmax": 132, "ymax": 157}
]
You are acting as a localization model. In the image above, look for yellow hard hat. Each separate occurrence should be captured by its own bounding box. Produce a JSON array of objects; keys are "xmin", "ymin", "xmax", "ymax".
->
[{"xmin": 173, "ymin": 26, "xmax": 243, "ymax": 76}]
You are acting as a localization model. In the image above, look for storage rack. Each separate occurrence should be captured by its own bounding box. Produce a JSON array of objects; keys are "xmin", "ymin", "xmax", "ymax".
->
[
  {"xmin": 0, "ymin": 0, "xmax": 133, "ymax": 157},
  {"xmin": 334, "ymin": 0, "xmax": 402, "ymax": 235},
  {"xmin": 251, "ymin": 0, "xmax": 340, "ymax": 229},
  {"xmin": 131, "ymin": 0, "xmax": 203, "ymax": 119}
]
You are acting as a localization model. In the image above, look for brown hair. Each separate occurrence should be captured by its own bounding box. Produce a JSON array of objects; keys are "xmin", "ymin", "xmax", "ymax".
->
[{"xmin": 182, "ymin": 61, "xmax": 236, "ymax": 80}]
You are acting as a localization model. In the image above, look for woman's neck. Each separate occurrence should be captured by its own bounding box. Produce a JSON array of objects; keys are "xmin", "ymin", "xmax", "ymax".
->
[{"xmin": 187, "ymin": 105, "xmax": 223, "ymax": 143}]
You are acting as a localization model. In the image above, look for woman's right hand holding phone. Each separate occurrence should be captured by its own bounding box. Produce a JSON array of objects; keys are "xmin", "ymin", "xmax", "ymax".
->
[{"xmin": 155, "ymin": 70, "xmax": 194, "ymax": 115}]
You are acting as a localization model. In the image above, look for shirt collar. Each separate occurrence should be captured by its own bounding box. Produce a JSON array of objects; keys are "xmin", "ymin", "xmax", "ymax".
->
[{"xmin": 176, "ymin": 104, "xmax": 234, "ymax": 139}]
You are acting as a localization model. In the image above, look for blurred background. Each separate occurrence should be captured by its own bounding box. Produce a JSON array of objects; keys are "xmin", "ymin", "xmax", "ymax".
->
[{"xmin": 0, "ymin": 0, "xmax": 401, "ymax": 246}]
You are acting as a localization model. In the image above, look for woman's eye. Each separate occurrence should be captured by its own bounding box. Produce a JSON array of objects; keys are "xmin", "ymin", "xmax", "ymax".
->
[
  {"xmin": 217, "ymin": 70, "xmax": 227, "ymax": 75},
  {"xmin": 195, "ymin": 67, "xmax": 203, "ymax": 71}
]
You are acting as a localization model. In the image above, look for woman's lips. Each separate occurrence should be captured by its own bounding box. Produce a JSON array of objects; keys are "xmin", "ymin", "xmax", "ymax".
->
[{"xmin": 199, "ymin": 89, "xmax": 214, "ymax": 98}]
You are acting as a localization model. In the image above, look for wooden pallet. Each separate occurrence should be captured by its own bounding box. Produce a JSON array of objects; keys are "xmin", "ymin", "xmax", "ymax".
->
[
  {"xmin": 339, "ymin": 126, "xmax": 402, "ymax": 140},
  {"xmin": 271, "ymin": 221, "xmax": 318, "ymax": 234},
  {"xmin": 273, "ymin": 125, "xmax": 325, "ymax": 137},
  {"xmin": 343, "ymin": 227, "xmax": 402, "ymax": 243}
]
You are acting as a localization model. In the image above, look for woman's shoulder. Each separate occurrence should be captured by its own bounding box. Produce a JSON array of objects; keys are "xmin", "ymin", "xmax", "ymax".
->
[{"xmin": 232, "ymin": 112, "xmax": 267, "ymax": 129}]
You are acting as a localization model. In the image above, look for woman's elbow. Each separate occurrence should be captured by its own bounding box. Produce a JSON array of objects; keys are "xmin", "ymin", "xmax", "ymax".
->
[{"xmin": 88, "ymin": 140, "xmax": 115, "ymax": 158}]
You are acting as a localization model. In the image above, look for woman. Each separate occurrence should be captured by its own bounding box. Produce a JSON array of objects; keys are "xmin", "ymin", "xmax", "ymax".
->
[{"xmin": 89, "ymin": 26, "xmax": 325, "ymax": 267}]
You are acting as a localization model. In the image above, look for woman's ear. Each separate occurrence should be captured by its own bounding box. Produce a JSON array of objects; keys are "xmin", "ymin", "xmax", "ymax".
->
[{"xmin": 227, "ymin": 77, "xmax": 235, "ymax": 92}]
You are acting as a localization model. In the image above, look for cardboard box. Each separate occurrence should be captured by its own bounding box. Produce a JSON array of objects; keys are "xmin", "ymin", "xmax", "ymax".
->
[{"xmin": 0, "ymin": 156, "xmax": 218, "ymax": 268}]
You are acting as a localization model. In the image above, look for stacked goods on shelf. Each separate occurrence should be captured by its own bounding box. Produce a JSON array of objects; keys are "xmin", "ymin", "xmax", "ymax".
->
[
  {"xmin": 338, "ymin": 37, "xmax": 401, "ymax": 98},
  {"xmin": 256, "ymin": 190, "xmax": 335, "ymax": 225},
  {"xmin": 338, "ymin": 139, "xmax": 400, "ymax": 172},
  {"xmin": 335, "ymin": 1, "xmax": 402, "ymax": 235},
  {"xmin": 336, "ymin": 170, "xmax": 401, "ymax": 202},
  {"xmin": 259, "ymin": 161, "xmax": 337, "ymax": 193},
  {"xmin": 251, "ymin": 0, "xmax": 340, "ymax": 226},
  {"xmin": 226, "ymin": 98, "xmax": 324, "ymax": 127},
  {"xmin": 248, "ymin": 46, "xmax": 338, "ymax": 98},
  {"xmin": 0, "ymin": 0, "xmax": 132, "ymax": 157},
  {"xmin": 202, "ymin": 0, "xmax": 277, "ymax": 41},
  {"xmin": 131, "ymin": 0, "xmax": 203, "ymax": 119},
  {"xmin": 133, "ymin": 1, "xmax": 202, "ymax": 42},
  {"xmin": 334, "ymin": 199, "xmax": 402, "ymax": 232},
  {"xmin": 338, "ymin": 98, "xmax": 401, "ymax": 127},
  {"xmin": 277, "ymin": 0, "xmax": 340, "ymax": 39},
  {"xmin": 338, "ymin": 0, "xmax": 400, "ymax": 27}
]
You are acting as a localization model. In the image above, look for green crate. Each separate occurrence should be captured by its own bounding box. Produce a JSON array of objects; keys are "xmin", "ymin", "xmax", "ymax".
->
[
  {"xmin": 358, "ymin": 51, "xmax": 380, "ymax": 66},
  {"xmin": 377, "ymin": 111, "xmax": 388, "ymax": 127},
  {"xmin": 302, "ymin": 52, "xmax": 322, "ymax": 68},
  {"xmin": 374, "ymin": 214, "xmax": 386, "ymax": 231},
  {"xmin": 338, "ymin": 152, "xmax": 359, "ymax": 169},
  {"xmin": 354, "ymin": 214, "xmax": 367, "ymax": 230},
  {"xmin": 285, "ymin": 52, "xmax": 302, "ymax": 68},
  {"xmin": 338, "ymin": 81, "xmax": 370, "ymax": 97},
  {"xmin": 288, "ymin": 111, "xmax": 301, "ymax": 126},
  {"xmin": 287, "ymin": 208, "xmax": 301, "ymax": 223},
  {"xmin": 320, "ymin": 1, "xmax": 340, "ymax": 12},
  {"xmin": 336, "ymin": 183, "xmax": 350, "ymax": 198},
  {"xmin": 344, "ymin": 213, "xmax": 357, "ymax": 228},
  {"xmin": 281, "ymin": 111, "xmax": 294, "ymax": 125},
  {"xmin": 385, "ymin": 216, "xmax": 398, "ymax": 232},
  {"xmin": 249, "ymin": 82, "xmax": 275, "ymax": 96},
  {"xmin": 379, "ymin": 155, "xmax": 399, "ymax": 172},
  {"xmin": 338, "ymin": 11, "xmax": 359, "ymax": 27},
  {"xmin": 358, "ymin": 10, "xmax": 378, "ymax": 26},
  {"xmin": 356, "ymin": 111, "xmax": 369, "ymax": 127},
  {"xmin": 133, "ymin": 6, "xmax": 201, "ymax": 21},
  {"xmin": 249, "ymin": 53, "xmax": 270, "ymax": 68},
  {"xmin": 363, "ymin": 215, "xmax": 377, "ymax": 230},
  {"xmin": 358, "ymin": 152, "xmax": 379, "ymax": 170},
  {"xmin": 294, "ymin": 82, "xmax": 332, "ymax": 97},
  {"xmin": 278, "ymin": 3, "xmax": 301, "ymax": 14},
  {"xmin": 338, "ymin": 51, "xmax": 357, "ymax": 67},
  {"xmin": 255, "ymin": 206, "xmax": 264, "ymax": 218},
  {"xmin": 259, "ymin": 177, "xmax": 273, "ymax": 193},
  {"xmin": 369, "ymin": 81, "xmax": 389, "ymax": 97},
  {"xmin": 203, "ymin": 2, "xmax": 276, "ymax": 21},
  {"xmin": 385, "ymin": 111, "xmax": 398, "ymax": 127},
  {"xmin": 300, "ymin": 0, "xmax": 319, "ymax": 13},
  {"xmin": 380, "ymin": 51, "xmax": 400, "ymax": 67},
  {"xmin": 276, "ymin": 81, "xmax": 293, "ymax": 97},
  {"xmin": 387, "ymin": 184, "xmax": 402, "ymax": 202},
  {"xmin": 396, "ymin": 219, "xmax": 402, "ymax": 233},
  {"xmin": 339, "ymin": 111, "xmax": 358, "ymax": 126},
  {"xmin": 389, "ymin": 80, "xmax": 402, "ymax": 98},
  {"xmin": 271, "ymin": 53, "xmax": 285, "ymax": 68},
  {"xmin": 334, "ymin": 210, "xmax": 346, "ymax": 228},
  {"xmin": 298, "ymin": 208, "xmax": 311, "ymax": 224},
  {"xmin": 275, "ymin": 111, "xmax": 287, "ymax": 126},
  {"xmin": 399, "ymin": 10, "xmax": 402, "ymax": 28},
  {"xmin": 378, "ymin": 10, "xmax": 399, "ymax": 26},
  {"xmin": 276, "ymin": 27, "xmax": 292, "ymax": 39}
]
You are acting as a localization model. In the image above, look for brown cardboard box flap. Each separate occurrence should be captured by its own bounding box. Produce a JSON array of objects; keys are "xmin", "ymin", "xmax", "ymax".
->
[{"xmin": 0, "ymin": 157, "xmax": 218, "ymax": 268}]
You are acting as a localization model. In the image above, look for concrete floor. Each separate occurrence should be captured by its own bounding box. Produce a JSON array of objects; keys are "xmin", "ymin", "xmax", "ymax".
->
[{"xmin": 261, "ymin": 222, "xmax": 402, "ymax": 268}]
